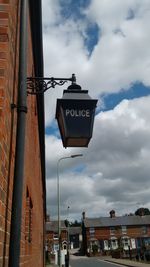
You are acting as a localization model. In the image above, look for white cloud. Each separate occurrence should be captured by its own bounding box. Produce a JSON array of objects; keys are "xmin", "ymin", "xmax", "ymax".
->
[
  {"xmin": 46, "ymin": 96, "xmax": 150, "ymax": 219},
  {"xmin": 42, "ymin": 0, "xmax": 150, "ymax": 126},
  {"xmin": 42, "ymin": 0, "xmax": 150, "ymax": 220},
  {"xmin": 42, "ymin": 0, "xmax": 61, "ymax": 26}
]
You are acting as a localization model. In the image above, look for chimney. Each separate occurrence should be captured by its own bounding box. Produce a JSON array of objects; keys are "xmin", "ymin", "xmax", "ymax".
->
[
  {"xmin": 110, "ymin": 210, "xmax": 116, "ymax": 218},
  {"xmin": 82, "ymin": 211, "xmax": 86, "ymax": 220}
]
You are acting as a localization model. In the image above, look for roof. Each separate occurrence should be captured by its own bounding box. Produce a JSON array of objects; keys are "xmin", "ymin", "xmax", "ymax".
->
[
  {"xmin": 69, "ymin": 226, "xmax": 82, "ymax": 235},
  {"xmin": 83, "ymin": 215, "xmax": 150, "ymax": 228},
  {"xmin": 46, "ymin": 221, "xmax": 67, "ymax": 232}
]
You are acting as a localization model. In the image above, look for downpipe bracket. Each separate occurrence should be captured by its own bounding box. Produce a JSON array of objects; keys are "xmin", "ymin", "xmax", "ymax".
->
[{"xmin": 11, "ymin": 103, "xmax": 28, "ymax": 113}]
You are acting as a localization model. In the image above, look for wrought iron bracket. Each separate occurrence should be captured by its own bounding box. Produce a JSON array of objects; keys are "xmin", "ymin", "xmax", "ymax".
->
[{"xmin": 27, "ymin": 73, "xmax": 76, "ymax": 95}]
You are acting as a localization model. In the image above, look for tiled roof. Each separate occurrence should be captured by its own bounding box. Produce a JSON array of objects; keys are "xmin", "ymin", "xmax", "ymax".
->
[
  {"xmin": 46, "ymin": 221, "xmax": 66, "ymax": 232},
  {"xmin": 84, "ymin": 215, "xmax": 150, "ymax": 228},
  {"xmin": 69, "ymin": 226, "xmax": 82, "ymax": 235}
]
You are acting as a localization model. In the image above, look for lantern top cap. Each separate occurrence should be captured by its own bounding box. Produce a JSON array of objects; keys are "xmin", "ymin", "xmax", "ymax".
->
[{"xmin": 67, "ymin": 83, "xmax": 81, "ymax": 91}]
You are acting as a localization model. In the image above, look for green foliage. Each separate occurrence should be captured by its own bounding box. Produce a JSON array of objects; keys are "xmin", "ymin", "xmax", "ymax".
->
[
  {"xmin": 135, "ymin": 207, "xmax": 150, "ymax": 216},
  {"xmin": 64, "ymin": 219, "xmax": 69, "ymax": 227},
  {"xmin": 92, "ymin": 244, "xmax": 98, "ymax": 255},
  {"xmin": 70, "ymin": 220, "xmax": 81, "ymax": 226}
]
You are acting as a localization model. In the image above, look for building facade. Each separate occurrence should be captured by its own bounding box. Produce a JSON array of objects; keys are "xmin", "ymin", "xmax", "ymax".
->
[
  {"xmin": 69, "ymin": 226, "xmax": 82, "ymax": 249},
  {"xmin": 82, "ymin": 211, "xmax": 150, "ymax": 258},
  {"xmin": 46, "ymin": 220, "xmax": 68, "ymax": 254},
  {"xmin": 46, "ymin": 218, "xmax": 83, "ymax": 254},
  {"xmin": 0, "ymin": 1, "xmax": 46, "ymax": 267}
]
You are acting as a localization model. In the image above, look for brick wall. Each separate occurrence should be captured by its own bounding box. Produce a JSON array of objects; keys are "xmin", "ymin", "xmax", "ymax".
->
[
  {"xmin": 46, "ymin": 230, "xmax": 68, "ymax": 252},
  {"xmin": 86, "ymin": 224, "xmax": 150, "ymax": 241},
  {"xmin": 0, "ymin": 1, "xmax": 45, "ymax": 267},
  {"xmin": 0, "ymin": 1, "xmax": 18, "ymax": 266}
]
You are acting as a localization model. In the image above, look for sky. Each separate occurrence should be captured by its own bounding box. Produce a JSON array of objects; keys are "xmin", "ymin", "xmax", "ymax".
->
[{"xmin": 42, "ymin": 0, "xmax": 150, "ymax": 221}]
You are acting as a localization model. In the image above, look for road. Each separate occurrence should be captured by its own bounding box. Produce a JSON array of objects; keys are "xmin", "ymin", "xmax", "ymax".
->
[{"xmin": 70, "ymin": 255, "xmax": 123, "ymax": 267}]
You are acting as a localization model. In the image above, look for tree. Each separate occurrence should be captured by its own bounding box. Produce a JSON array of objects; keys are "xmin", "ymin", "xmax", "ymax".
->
[
  {"xmin": 92, "ymin": 244, "xmax": 98, "ymax": 255},
  {"xmin": 135, "ymin": 207, "xmax": 150, "ymax": 216},
  {"xmin": 71, "ymin": 220, "xmax": 81, "ymax": 226},
  {"xmin": 64, "ymin": 219, "xmax": 69, "ymax": 227}
]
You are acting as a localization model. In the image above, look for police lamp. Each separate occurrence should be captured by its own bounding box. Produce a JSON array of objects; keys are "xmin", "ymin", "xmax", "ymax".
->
[{"xmin": 56, "ymin": 80, "xmax": 98, "ymax": 148}]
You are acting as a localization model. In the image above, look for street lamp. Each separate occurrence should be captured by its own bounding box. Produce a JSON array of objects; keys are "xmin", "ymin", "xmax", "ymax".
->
[
  {"xmin": 67, "ymin": 206, "xmax": 70, "ymax": 251},
  {"xmin": 56, "ymin": 80, "xmax": 98, "ymax": 148},
  {"xmin": 28, "ymin": 73, "xmax": 98, "ymax": 148},
  {"xmin": 57, "ymin": 154, "xmax": 83, "ymax": 267}
]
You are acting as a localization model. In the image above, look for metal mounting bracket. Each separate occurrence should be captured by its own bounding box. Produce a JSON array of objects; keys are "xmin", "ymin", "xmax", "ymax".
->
[{"xmin": 27, "ymin": 73, "xmax": 76, "ymax": 95}]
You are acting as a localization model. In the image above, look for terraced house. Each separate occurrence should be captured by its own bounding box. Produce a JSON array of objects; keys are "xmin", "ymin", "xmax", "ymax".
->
[
  {"xmin": 0, "ymin": 1, "xmax": 46, "ymax": 266},
  {"xmin": 46, "ymin": 218, "xmax": 82, "ymax": 254},
  {"xmin": 82, "ymin": 210, "xmax": 150, "ymax": 258},
  {"xmin": 46, "ymin": 219, "xmax": 68, "ymax": 254}
]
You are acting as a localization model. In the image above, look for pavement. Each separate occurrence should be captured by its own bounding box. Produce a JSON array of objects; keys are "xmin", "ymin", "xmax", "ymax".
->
[{"xmin": 104, "ymin": 257, "xmax": 149, "ymax": 267}]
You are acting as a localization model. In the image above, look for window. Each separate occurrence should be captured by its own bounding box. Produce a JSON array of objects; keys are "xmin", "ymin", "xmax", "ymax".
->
[
  {"xmin": 104, "ymin": 240, "xmax": 109, "ymax": 250},
  {"xmin": 121, "ymin": 226, "xmax": 127, "ymax": 234},
  {"xmin": 104, "ymin": 240, "xmax": 111, "ymax": 250},
  {"xmin": 89, "ymin": 227, "xmax": 95, "ymax": 238},
  {"xmin": 25, "ymin": 189, "xmax": 33, "ymax": 243},
  {"xmin": 122, "ymin": 237, "xmax": 130, "ymax": 250},
  {"xmin": 110, "ymin": 227, "xmax": 116, "ymax": 235},
  {"xmin": 111, "ymin": 238, "xmax": 118, "ymax": 250},
  {"xmin": 53, "ymin": 233, "xmax": 58, "ymax": 240},
  {"xmin": 53, "ymin": 244, "xmax": 59, "ymax": 251},
  {"xmin": 89, "ymin": 227, "xmax": 95, "ymax": 234}
]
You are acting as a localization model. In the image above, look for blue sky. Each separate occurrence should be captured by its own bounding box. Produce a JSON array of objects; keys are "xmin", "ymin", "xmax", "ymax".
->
[
  {"xmin": 100, "ymin": 82, "xmax": 150, "ymax": 112},
  {"xmin": 42, "ymin": 0, "xmax": 150, "ymax": 220}
]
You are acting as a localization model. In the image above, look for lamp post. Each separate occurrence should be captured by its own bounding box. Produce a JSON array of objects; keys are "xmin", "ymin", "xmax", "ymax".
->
[
  {"xmin": 57, "ymin": 154, "xmax": 83, "ymax": 267},
  {"xmin": 67, "ymin": 206, "xmax": 70, "ymax": 251}
]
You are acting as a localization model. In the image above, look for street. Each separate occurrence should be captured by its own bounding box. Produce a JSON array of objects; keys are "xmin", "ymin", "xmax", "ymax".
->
[{"xmin": 70, "ymin": 255, "xmax": 122, "ymax": 267}]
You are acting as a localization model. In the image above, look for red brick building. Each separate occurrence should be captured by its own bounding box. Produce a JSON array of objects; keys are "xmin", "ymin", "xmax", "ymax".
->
[
  {"xmin": 0, "ymin": 1, "xmax": 46, "ymax": 267},
  {"xmin": 46, "ymin": 218, "xmax": 82, "ymax": 253},
  {"xmin": 82, "ymin": 211, "xmax": 150, "ymax": 258},
  {"xmin": 46, "ymin": 220, "xmax": 68, "ymax": 254}
]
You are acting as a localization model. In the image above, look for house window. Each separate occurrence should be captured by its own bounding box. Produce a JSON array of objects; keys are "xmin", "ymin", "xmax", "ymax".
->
[
  {"xmin": 122, "ymin": 237, "xmax": 130, "ymax": 250},
  {"xmin": 53, "ymin": 244, "xmax": 59, "ymax": 251},
  {"xmin": 89, "ymin": 227, "xmax": 95, "ymax": 238},
  {"xmin": 111, "ymin": 238, "xmax": 118, "ymax": 250},
  {"xmin": 89, "ymin": 227, "xmax": 95, "ymax": 233},
  {"xmin": 122, "ymin": 226, "xmax": 127, "ymax": 234},
  {"xmin": 110, "ymin": 227, "xmax": 115, "ymax": 235},
  {"xmin": 142, "ymin": 226, "xmax": 147, "ymax": 234},
  {"xmin": 104, "ymin": 240, "xmax": 109, "ymax": 250},
  {"xmin": 25, "ymin": 189, "xmax": 33, "ymax": 243},
  {"xmin": 104, "ymin": 240, "xmax": 111, "ymax": 250},
  {"xmin": 53, "ymin": 233, "xmax": 58, "ymax": 240}
]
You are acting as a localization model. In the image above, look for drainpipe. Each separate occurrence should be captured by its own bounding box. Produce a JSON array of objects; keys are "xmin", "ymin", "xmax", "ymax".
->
[{"xmin": 8, "ymin": 0, "xmax": 28, "ymax": 266}]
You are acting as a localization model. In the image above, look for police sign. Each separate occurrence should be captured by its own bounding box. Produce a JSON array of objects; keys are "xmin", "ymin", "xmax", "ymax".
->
[
  {"xmin": 65, "ymin": 109, "xmax": 90, "ymax": 118},
  {"xmin": 56, "ymin": 84, "xmax": 98, "ymax": 148}
]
